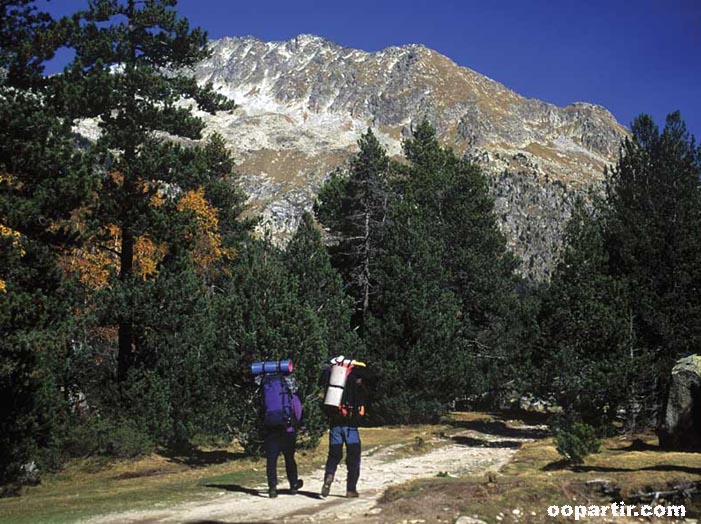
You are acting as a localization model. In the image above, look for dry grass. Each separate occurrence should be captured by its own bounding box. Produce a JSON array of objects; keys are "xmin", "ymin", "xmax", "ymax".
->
[
  {"xmin": 374, "ymin": 417, "xmax": 701, "ymax": 524},
  {"xmin": 523, "ymin": 142, "xmax": 607, "ymax": 186},
  {"xmin": 238, "ymin": 149, "xmax": 349, "ymax": 186},
  {"xmin": 0, "ymin": 424, "xmax": 449, "ymax": 524},
  {"xmin": 5, "ymin": 414, "xmax": 700, "ymax": 524}
]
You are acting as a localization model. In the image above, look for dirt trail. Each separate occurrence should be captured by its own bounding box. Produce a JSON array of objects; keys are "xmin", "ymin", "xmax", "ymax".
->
[{"xmin": 83, "ymin": 428, "xmax": 536, "ymax": 524}]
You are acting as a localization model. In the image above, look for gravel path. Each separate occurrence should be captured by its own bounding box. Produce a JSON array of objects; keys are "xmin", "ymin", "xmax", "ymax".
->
[{"xmin": 82, "ymin": 428, "xmax": 535, "ymax": 524}]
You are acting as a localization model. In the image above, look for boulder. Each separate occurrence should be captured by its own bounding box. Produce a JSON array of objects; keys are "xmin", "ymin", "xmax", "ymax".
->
[
  {"xmin": 19, "ymin": 461, "xmax": 40, "ymax": 485},
  {"xmin": 455, "ymin": 517, "xmax": 488, "ymax": 524},
  {"xmin": 659, "ymin": 355, "xmax": 701, "ymax": 450}
]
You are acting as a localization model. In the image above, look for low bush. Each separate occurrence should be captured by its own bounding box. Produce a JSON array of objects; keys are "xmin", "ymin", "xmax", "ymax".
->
[{"xmin": 554, "ymin": 421, "xmax": 601, "ymax": 465}]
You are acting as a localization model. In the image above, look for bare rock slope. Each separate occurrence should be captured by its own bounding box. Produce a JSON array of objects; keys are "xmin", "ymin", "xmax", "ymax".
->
[{"xmin": 193, "ymin": 35, "xmax": 627, "ymax": 280}]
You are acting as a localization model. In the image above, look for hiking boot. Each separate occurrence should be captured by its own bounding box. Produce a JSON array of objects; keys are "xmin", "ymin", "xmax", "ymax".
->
[
  {"xmin": 346, "ymin": 490, "xmax": 359, "ymax": 498},
  {"xmin": 290, "ymin": 478, "xmax": 303, "ymax": 494},
  {"xmin": 268, "ymin": 486, "xmax": 278, "ymax": 498},
  {"xmin": 320, "ymin": 473, "xmax": 334, "ymax": 497}
]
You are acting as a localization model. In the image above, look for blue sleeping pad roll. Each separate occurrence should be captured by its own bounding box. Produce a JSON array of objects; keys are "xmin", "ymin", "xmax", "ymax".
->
[{"xmin": 251, "ymin": 359, "xmax": 294, "ymax": 375}]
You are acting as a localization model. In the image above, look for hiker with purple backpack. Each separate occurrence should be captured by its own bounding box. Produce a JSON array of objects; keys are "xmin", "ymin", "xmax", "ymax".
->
[{"xmin": 252, "ymin": 360, "xmax": 304, "ymax": 498}]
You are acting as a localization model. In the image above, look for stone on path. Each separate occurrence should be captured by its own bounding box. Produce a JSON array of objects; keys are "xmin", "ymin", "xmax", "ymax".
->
[{"xmin": 455, "ymin": 516, "xmax": 488, "ymax": 524}]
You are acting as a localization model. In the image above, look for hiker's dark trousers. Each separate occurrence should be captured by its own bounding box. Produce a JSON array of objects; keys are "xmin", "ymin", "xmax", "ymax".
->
[
  {"xmin": 264, "ymin": 430, "xmax": 298, "ymax": 488},
  {"xmin": 325, "ymin": 426, "xmax": 361, "ymax": 491}
]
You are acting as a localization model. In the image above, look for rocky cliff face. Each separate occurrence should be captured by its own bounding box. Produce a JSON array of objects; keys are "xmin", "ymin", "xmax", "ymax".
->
[{"xmin": 191, "ymin": 34, "xmax": 627, "ymax": 280}]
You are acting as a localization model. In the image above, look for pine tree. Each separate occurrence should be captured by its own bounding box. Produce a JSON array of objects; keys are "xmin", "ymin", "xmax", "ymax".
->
[
  {"xmin": 0, "ymin": 0, "xmax": 59, "ymax": 88},
  {"xmin": 536, "ymin": 112, "xmax": 701, "ymax": 432},
  {"xmin": 118, "ymin": 261, "xmax": 219, "ymax": 449},
  {"xmin": 212, "ymin": 240, "xmax": 328, "ymax": 450},
  {"xmin": 285, "ymin": 212, "xmax": 362, "ymax": 359},
  {"xmin": 402, "ymin": 121, "xmax": 518, "ymax": 334},
  {"xmin": 0, "ymin": 1, "xmax": 97, "ymax": 484},
  {"xmin": 369, "ymin": 197, "xmax": 467, "ymax": 422},
  {"xmin": 364, "ymin": 121, "xmax": 522, "ymax": 421},
  {"xmin": 56, "ymin": 0, "xmax": 236, "ymax": 380},
  {"xmin": 315, "ymin": 129, "xmax": 390, "ymax": 332},
  {"xmin": 538, "ymin": 199, "xmax": 636, "ymax": 429},
  {"xmin": 399, "ymin": 121, "xmax": 521, "ymax": 402},
  {"xmin": 602, "ymin": 112, "xmax": 701, "ymax": 420},
  {"xmin": 2, "ymin": 0, "xmax": 254, "ymax": 464}
]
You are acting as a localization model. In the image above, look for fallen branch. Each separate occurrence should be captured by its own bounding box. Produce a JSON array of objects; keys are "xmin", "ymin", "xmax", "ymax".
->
[{"xmin": 628, "ymin": 484, "xmax": 701, "ymax": 503}]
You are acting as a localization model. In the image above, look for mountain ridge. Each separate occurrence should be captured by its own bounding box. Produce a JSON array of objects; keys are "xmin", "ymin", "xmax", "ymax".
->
[{"xmin": 189, "ymin": 34, "xmax": 628, "ymax": 279}]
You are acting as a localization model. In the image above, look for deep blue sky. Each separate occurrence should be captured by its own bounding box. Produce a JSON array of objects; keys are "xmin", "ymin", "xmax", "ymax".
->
[{"xmin": 43, "ymin": 0, "xmax": 700, "ymax": 140}]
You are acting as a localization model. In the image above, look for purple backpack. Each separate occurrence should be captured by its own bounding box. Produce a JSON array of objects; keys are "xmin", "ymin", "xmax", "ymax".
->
[{"xmin": 261, "ymin": 374, "xmax": 299, "ymax": 429}]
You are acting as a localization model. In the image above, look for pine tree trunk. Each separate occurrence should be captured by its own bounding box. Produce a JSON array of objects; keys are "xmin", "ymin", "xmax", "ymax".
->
[
  {"xmin": 117, "ymin": 225, "xmax": 134, "ymax": 381},
  {"xmin": 362, "ymin": 209, "xmax": 370, "ymax": 320},
  {"xmin": 117, "ymin": 0, "xmax": 138, "ymax": 382},
  {"xmin": 626, "ymin": 313, "xmax": 638, "ymax": 432}
]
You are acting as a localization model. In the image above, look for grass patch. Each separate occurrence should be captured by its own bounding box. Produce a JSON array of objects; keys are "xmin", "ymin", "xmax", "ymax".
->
[
  {"xmin": 0, "ymin": 453, "xmax": 233, "ymax": 524},
  {"xmin": 374, "ymin": 416, "xmax": 701, "ymax": 524},
  {"xmin": 13, "ymin": 412, "xmax": 697, "ymax": 524},
  {"xmin": 0, "ymin": 424, "xmax": 449, "ymax": 524}
]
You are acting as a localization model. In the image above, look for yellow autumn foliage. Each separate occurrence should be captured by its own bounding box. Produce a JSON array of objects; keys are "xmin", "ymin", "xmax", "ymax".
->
[
  {"xmin": 134, "ymin": 235, "xmax": 168, "ymax": 279},
  {"xmin": 59, "ymin": 224, "xmax": 117, "ymax": 289},
  {"xmin": 108, "ymin": 171, "xmax": 124, "ymax": 187},
  {"xmin": 60, "ymin": 225, "xmax": 168, "ymax": 290},
  {"xmin": 177, "ymin": 187, "xmax": 219, "ymax": 233},
  {"xmin": 1, "ymin": 173, "xmax": 232, "ymax": 295},
  {"xmin": 177, "ymin": 187, "xmax": 234, "ymax": 270},
  {"xmin": 150, "ymin": 191, "xmax": 165, "ymax": 208},
  {"xmin": 1, "ymin": 223, "xmax": 25, "ymax": 256},
  {"xmin": 53, "ymin": 185, "xmax": 231, "ymax": 291},
  {"xmin": 1, "ymin": 224, "xmax": 23, "ymax": 242},
  {"xmin": 1, "ymin": 224, "xmax": 26, "ymax": 293},
  {"xmin": 0, "ymin": 173, "xmax": 22, "ymax": 190},
  {"xmin": 64, "ymin": 246, "xmax": 113, "ymax": 289}
]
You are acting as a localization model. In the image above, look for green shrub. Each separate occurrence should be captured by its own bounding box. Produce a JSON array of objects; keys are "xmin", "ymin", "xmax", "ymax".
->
[
  {"xmin": 104, "ymin": 420, "xmax": 154, "ymax": 458},
  {"xmin": 372, "ymin": 393, "xmax": 447, "ymax": 425},
  {"xmin": 57, "ymin": 416, "xmax": 154, "ymax": 459},
  {"xmin": 555, "ymin": 422, "xmax": 601, "ymax": 465}
]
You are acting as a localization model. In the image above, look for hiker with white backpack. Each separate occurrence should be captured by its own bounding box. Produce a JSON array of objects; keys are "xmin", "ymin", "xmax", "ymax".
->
[{"xmin": 320, "ymin": 355, "xmax": 373, "ymax": 498}]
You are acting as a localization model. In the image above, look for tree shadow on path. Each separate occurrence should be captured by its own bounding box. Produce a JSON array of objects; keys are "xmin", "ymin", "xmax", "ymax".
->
[
  {"xmin": 163, "ymin": 449, "xmax": 247, "ymax": 468},
  {"xmin": 203, "ymin": 483, "xmax": 323, "ymax": 500},
  {"xmin": 578, "ymin": 464, "xmax": 701, "ymax": 475},
  {"xmin": 450, "ymin": 435, "xmax": 523, "ymax": 449},
  {"xmin": 185, "ymin": 520, "xmax": 274, "ymax": 524},
  {"xmin": 449, "ymin": 416, "xmax": 550, "ymax": 440},
  {"xmin": 542, "ymin": 460, "xmax": 701, "ymax": 474}
]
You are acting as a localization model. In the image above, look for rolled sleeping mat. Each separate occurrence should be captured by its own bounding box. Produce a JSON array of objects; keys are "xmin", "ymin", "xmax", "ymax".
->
[
  {"xmin": 251, "ymin": 359, "xmax": 294, "ymax": 375},
  {"xmin": 324, "ymin": 385, "xmax": 344, "ymax": 407},
  {"xmin": 328, "ymin": 363, "xmax": 350, "ymax": 386},
  {"xmin": 324, "ymin": 363, "xmax": 352, "ymax": 407}
]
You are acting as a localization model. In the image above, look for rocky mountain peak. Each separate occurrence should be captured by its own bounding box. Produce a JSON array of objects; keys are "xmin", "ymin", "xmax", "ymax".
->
[{"xmin": 190, "ymin": 35, "xmax": 628, "ymax": 280}]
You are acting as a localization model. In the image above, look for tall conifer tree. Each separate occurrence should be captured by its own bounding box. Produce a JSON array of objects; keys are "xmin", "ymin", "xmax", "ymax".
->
[
  {"xmin": 58, "ymin": 0, "xmax": 235, "ymax": 380},
  {"xmin": 367, "ymin": 121, "xmax": 522, "ymax": 420},
  {"xmin": 538, "ymin": 199, "xmax": 635, "ymax": 429},
  {"xmin": 603, "ymin": 112, "xmax": 701, "ymax": 418},
  {"xmin": 315, "ymin": 129, "xmax": 390, "ymax": 332},
  {"xmin": 0, "ymin": 0, "xmax": 97, "ymax": 483},
  {"xmin": 286, "ymin": 212, "xmax": 362, "ymax": 359}
]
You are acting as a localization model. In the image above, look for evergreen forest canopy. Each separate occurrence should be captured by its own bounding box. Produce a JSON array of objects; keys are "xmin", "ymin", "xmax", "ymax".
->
[{"xmin": 1, "ymin": 0, "xmax": 700, "ymax": 488}]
